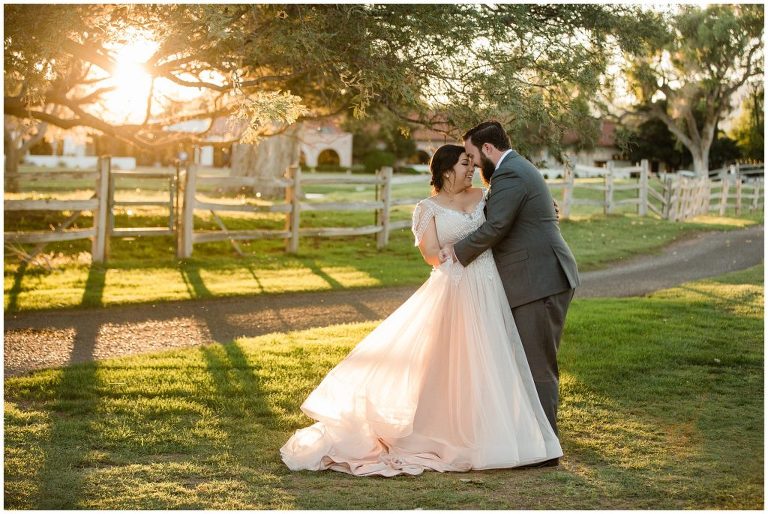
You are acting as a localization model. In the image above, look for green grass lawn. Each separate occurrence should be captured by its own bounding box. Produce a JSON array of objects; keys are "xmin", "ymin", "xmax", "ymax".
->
[
  {"xmin": 4, "ymin": 265, "xmax": 763, "ymax": 509},
  {"xmin": 4, "ymin": 204, "xmax": 762, "ymax": 313}
]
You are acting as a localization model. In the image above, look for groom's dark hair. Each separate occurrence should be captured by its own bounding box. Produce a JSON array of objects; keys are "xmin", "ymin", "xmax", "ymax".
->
[{"xmin": 463, "ymin": 121, "xmax": 511, "ymax": 151}]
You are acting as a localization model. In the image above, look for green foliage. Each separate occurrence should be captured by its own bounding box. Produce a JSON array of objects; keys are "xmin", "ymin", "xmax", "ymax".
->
[
  {"xmin": 5, "ymin": 4, "xmax": 662, "ymax": 155},
  {"xmin": 361, "ymin": 150, "xmax": 396, "ymax": 174},
  {"xmin": 617, "ymin": 118, "xmax": 691, "ymax": 171},
  {"xmin": 730, "ymin": 84, "xmax": 764, "ymax": 161},
  {"xmin": 619, "ymin": 121, "xmax": 743, "ymax": 171},
  {"xmin": 342, "ymin": 108, "xmax": 420, "ymax": 166},
  {"xmin": 708, "ymin": 133, "xmax": 741, "ymax": 170},
  {"xmin": 619, "ymin": 5, "xmax": 764, "ymax": 173},
  {"xmin": 3, "ymin": 266, "xmax": 763, "ymax": 508}
]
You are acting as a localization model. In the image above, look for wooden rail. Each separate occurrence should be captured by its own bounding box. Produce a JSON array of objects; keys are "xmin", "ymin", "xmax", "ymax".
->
[
  {"xmin": 549, "ymin": 160, "xmax": 651, "ymax": 217},
  {"xmin": 106, "ymin": 167, "xmax": 178, "ymax": 258},
  {"xmin": 177, "ymin": 165, "xmax": 405, "ymax": 257},
  {"xmin": 4, "ymin": 157, "xmax": 111, "ymax": 262}
]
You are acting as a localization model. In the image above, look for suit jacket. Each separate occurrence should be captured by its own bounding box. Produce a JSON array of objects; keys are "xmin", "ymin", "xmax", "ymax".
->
[{"xmin": 454, "ymin": 150, "xmax": 580, "ymax": 308}]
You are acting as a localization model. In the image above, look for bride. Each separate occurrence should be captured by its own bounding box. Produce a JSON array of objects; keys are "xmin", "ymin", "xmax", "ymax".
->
[{"xmin": 280, "ymin": 144, "xmax": 562, "ymax": 476}]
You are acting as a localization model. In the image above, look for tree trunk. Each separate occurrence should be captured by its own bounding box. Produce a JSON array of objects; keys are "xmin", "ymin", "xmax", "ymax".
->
[
  {"xmin": 4, "ymin": 119, "xmax": 47, "ymax": 193},
  {"xmin": 5, "ymin": 147, "xmax": 20, "ymax": 192},
  {"xmin": 690, "ymin": 149, "xmax": 708, "ymax": 176},
  {"xmin": 4, "ymin": 127, "xmax": 20, "ymax": 193},
  {"xmin": 230, "ymin": 125, "xmax": 301, "ymax": 199}
]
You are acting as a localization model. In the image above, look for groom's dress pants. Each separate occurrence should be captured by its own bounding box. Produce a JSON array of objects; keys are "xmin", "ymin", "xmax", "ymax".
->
[{"xmin": 511, "ymin": 288, "xmax": 575, "ymax": 436}]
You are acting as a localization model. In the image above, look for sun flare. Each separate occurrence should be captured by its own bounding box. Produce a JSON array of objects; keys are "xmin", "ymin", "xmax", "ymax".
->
[{"xmin": 101, "ymin": 39, "xmax": 158, "ymax": 124}]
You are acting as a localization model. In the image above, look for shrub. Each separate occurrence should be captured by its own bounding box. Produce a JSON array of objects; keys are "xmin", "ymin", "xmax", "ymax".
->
[{"xmin": 362, "ymin": 150, "xmax": 396, "ymax": 174}]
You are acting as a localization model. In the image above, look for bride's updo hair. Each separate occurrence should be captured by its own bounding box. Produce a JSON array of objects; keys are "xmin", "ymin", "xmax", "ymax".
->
[{"xmin": 429, "ymin": 144, "xmax": 465, "ymax": 192}]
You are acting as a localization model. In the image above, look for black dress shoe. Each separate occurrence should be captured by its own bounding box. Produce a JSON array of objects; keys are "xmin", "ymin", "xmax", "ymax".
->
[{"xmin": 518, "ymin": 458, "xmax": 560, "ymax": 469}]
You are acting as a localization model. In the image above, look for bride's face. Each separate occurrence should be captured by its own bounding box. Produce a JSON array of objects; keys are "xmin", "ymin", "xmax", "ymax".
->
[{"xmin": 445, "ymin": 152, "xmax": 474, "ymax": 191}]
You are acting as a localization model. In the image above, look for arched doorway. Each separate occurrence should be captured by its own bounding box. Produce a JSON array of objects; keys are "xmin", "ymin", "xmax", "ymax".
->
[{"xmin": 317, "ymin": 148, "xmax": 341, "ymax": 168}]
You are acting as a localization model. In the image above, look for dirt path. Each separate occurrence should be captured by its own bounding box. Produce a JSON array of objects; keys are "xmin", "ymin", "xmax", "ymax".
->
[{"xmin": 4, "ymin": 224, "xmax": 763, "ymax": 377}]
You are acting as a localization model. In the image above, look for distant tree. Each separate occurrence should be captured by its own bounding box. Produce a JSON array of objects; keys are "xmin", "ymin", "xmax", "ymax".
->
[
  {"xmin": 4, "ymin": 116, "xmax": 48, "ymax": 190},
  {"xmin": 709, "ymin": 132, "xmax": 741, "ymax": 170},
  {"xmin": 609, "ymin": 5, "xmax": 763, "ymax": 175},
  {"xmin": 617, "ymin": 117, "xmax": 691, "ymax": 172},
  {"xmin": 730, "ymin": 84, "xmax": 764, "ymax": 161}
]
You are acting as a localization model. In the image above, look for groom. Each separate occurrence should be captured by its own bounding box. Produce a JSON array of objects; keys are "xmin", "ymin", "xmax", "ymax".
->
[{"xmin": 439, "ymin": 121, "xmax": 580, "ymax": 465}]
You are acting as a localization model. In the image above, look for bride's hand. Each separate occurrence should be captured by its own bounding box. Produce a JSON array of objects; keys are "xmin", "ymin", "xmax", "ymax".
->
[{"xmin": 438, "ymin": 245, "xmax": 455, "ymax": 263}]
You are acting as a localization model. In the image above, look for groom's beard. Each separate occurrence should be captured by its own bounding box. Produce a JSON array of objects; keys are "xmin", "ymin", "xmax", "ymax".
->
[{"xmin": 479, "ymin": 154, "xmax": 496, "ymax": 185}]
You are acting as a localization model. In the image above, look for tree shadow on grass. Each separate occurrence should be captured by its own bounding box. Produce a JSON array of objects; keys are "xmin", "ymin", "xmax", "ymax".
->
[
  {"xmin": 199, "ymin": 340, "xmax": 294, "ymax": 508},
  {"xmin": 32, "ymin": 362, "xmax": 100, "ymax": 508},
  {"xmin": 6, "ymin": 260, "xmax": 28, "ymax": 313},
  {"xmin": 27, "ymin": 264, "xmax": 109, "ymax": 507},
  {"xmin": 672, "ymin": 284, "xmax": 763, "ymax": 316},
  {"xmin": 557, "ymin": 297, "xmax": 763, "ymax": 508}
]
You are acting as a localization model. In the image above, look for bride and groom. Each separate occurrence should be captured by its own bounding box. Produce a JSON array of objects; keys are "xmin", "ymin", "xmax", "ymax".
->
[{"xmin": 280, "ymin": 121, "xmax": 580, "ymax": 476}]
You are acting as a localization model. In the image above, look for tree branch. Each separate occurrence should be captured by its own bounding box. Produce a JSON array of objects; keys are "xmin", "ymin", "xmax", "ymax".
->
[
  {"xmin": 649, "ymin": 102, "xmax": 694, "ymax": 150},
  {"xmin": 60, "ymin": 38, "xmax": 116, "ymax": 75},
  {"xmin": 163, "ymin": 73, "xmax": 228, "ymax": 92},
  {"xmin": 19, "ymin": 121, "xmax": 48, "ymax": 154},
  {"xmin": 143, "ymin": 78, "xmax": 155, "ymax": 126},
  {"xmin": 72, "ymin": 86, "xmax": 117, "ymax": 105},
  {"xmin": 722, "ymin": 41, "xmax": 763, "ymax": 99}
]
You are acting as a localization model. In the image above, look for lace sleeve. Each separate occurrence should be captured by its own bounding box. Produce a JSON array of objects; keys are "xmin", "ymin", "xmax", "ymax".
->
[{"xmin": 411, "ymin": 199, "xmax": 436, "ymax": 247}]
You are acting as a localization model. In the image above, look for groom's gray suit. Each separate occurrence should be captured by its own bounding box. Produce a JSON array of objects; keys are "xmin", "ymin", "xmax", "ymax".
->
[{"xmin": 454, "ymin": 150, "xmax": 580, "ymax": 436}]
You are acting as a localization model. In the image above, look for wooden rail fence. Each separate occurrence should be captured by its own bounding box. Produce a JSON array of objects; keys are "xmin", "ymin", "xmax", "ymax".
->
[
  {"xmin": 657, "ymin": 166, "xmax": 763, "ymax": 222},
  {"xmin": 5, "ymin": 156, "xmax": 763, "ymax": 261},
  {"xmin": 177, "ymin": 164, "xmax": 426, "ymax": 257},
  {"xmin": 5, "ymin": 156, "xmax": 110, "ymax": 262},
  {"xmin": 550, "ymin": 160, "xmax": 654, "ymax": 218}
]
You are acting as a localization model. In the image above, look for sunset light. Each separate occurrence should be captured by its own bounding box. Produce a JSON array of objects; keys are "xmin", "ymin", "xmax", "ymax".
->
[{"xmin": 101, "ymin": 38, "xmax": 158, "ymax": 124}]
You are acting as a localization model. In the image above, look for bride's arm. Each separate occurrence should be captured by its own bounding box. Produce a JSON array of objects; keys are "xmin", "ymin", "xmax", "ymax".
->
[{"xmin": 417, "ymin": 217, "xmax": 442, "ymax": 267}]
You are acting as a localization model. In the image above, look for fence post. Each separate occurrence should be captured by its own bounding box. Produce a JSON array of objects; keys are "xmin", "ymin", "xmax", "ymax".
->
[
  {"xmin": 700, "ymin": 177, "xmax": 710, "ymax": 216},
  {"xmin": 670, "ymin": 177, "xmax": 680, "ymax": 221},
  {"xmin": 702, "ymin": 177, "xmax": 712, "ymax": 215},
  {"xmin": 178, "ymin": 163, "xmax": 197, "ymax": 258},
  {"xmin": 105, "ymin": 159, "xmax": 116, "ymax": 259},
  {"xmin": 682, "ymin": 178, "xmax": 694, "ymax": 220},
  {"xmin": 735, "ymin": 175, "xmax": 743, "ymax": 216},
  {"xmin": 92, "ymin": 156, "xmax": 110, "ymax": 263},
  {"xmin": 638, "ymin": 159, "xmax": 649, "ymax": 216},
  {"xmin": 173, "ymin": 161, "xmax": 181, "ymax": 250},
  {"xmin": 377, "ymin": 166, "xmax": 393, "ymax": 249},
  {"xmin": 107, "ymin": 169, "xmax": 115, "ymax": 232},
  {"xmin": 604, "ymin": 161, "xmax": 614, "ymax": 215},
  {"xmin": 168, "ymin": 170, "xmax": 176, "ymax": 233},
  {"xmin": 562, "ymin": 160, "xmax": 574, "ymax": 219},
  {"xmin": 285, "ymin": 165, "xmax": 301, "ymax": 254},
  {"xmin": 662, "ymin": 176, "xmax": 673, "ymax": 219},
  {"xmin": 193, "ymin": 145, "xmax": 201, "ymax": 165},
  {"xmin": 719, "ymin": 166, "xmax": 733, "ymax": 216},
  {"xmin": 751, "ymin": 180, "xmax": 761, "ymax": 213}
]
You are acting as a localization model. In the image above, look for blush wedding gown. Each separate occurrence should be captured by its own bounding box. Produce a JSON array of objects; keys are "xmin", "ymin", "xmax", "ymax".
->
[{"xmin": 280, "ymin": 190, "xmax": 562, "ymax": 476}]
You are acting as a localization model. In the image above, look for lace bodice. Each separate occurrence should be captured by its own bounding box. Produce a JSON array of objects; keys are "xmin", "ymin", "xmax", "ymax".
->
[{"xmin": 411, "ymin": 190, "xmax": 495, "ymax": 279}]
